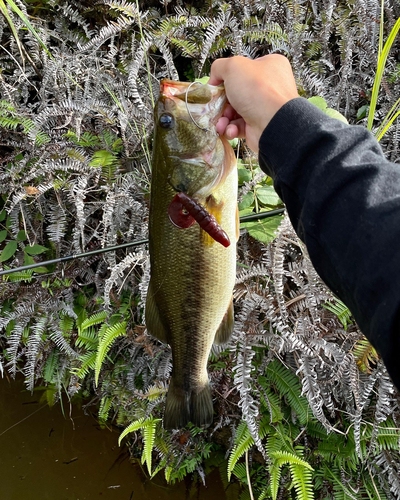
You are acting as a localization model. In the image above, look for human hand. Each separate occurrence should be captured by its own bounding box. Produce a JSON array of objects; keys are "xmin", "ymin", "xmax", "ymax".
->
[{"xmin": 208, "ymin": 55, "xmax": 299, "ymax": 153}]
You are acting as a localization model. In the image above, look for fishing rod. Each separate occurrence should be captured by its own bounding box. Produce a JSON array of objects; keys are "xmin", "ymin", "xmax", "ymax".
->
[{"xmin": 0, "ymin": 208, "xmax": 285, "ymax": 277}]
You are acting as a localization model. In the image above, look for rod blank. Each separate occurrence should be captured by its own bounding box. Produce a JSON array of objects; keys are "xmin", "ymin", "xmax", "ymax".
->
[{"xmin": 0, "ymin": 208, "xmax": 284, "ymax": 277}]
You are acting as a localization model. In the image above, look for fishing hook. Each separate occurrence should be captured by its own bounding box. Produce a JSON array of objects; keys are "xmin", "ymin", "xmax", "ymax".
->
[{"xmin": 185, "ymin": 81, "xmax": 210, "ymax": 132}]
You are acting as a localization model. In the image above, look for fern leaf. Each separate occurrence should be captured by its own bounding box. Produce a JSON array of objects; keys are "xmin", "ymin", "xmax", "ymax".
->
[
  {"xmin": 228, "ymin": 430, "xmax": 253, "ymax": 481},
  {"xmin": 227, "ymin": 419, "xmax": 270, "ymax": 480},
  {"xmin": 74, "ymin": 351, "xmax": 97, "ymax": 379},
  {"xmin": 269, "ymin": 460, "xmax": 281, "ymax": 500},
  {"xmin": 289, "ymin": 463, "xmax": 314, "ymax": 500},
  {"xmin": 94, "ymin": 321, "xmax": 126, "ymax": 385},
  {"xmin": 43, "ymin": 350, "xmax": 58, "ymax": 383},
  {"xmin": 98, "ymin": 396, "xmax": 113, "ymax": 423},
  {"xmin": 323, "ymin": 299, "xmax": 352, "ymax": 330},
  {"xmin": 165, "ymin": 466, "xmax": 173, "ymax": 483},
  {"xmin": 79, "ymin": 311, "xmax": 108, "ymax": 333},
  {"xmin": 141, "ymin": 417, "xmax": 161, "ymax": 475},
  {"xmin": 118, "ymin": 417, "xmax": 145, "ymax": 446},
  {"xmin": 75, "ymin": 328, "xmax": 98, "ymax": 349},
  {"xmin": 271, "ymin": 451, "xmax": 313, "ymax": 470},
  {"xmin": 265, "ymin": 361, "xmax": 310, "ymax": 425},
  {"xmin": 269, "ymin": 451, "xmax": 314, "ymax": 500}
]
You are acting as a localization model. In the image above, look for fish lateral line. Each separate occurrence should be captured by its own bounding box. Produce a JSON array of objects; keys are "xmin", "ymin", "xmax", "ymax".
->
[{"xmin": 168, "ymin": 192, "xmax": 231, "ymax": 247}]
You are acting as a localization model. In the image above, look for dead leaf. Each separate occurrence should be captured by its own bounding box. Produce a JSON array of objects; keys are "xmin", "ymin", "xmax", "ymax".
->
[{"xmin": 24, "ymin": 186, "xmax": 40, "ymax": 195}]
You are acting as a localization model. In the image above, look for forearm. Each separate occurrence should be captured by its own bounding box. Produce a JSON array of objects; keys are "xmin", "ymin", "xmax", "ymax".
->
[{"xmin": 258, "ymin": 97, "xmax": 400, "ymax": 389}]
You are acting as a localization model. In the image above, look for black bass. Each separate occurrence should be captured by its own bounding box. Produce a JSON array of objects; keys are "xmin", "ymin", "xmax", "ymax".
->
[{"xmin": 146, "ymin": 79, "xmax": 238, "ymax": 429}]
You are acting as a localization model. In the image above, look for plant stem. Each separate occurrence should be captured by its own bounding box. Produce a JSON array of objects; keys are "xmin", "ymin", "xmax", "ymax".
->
[{"xmin": 245, "ymin": 451, "xmax": 255, "ymax": 500}]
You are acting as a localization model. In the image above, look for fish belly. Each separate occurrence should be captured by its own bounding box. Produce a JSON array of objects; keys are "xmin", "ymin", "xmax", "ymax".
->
[{"xmin": 146, "ymin": 156, "xmax": 237, "ymax": 429}]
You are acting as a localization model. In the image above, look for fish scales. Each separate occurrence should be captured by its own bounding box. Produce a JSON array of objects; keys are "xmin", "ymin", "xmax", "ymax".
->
[{"xmin": 146, "ymin": 80, "xmax": 237, "ymax": 429}]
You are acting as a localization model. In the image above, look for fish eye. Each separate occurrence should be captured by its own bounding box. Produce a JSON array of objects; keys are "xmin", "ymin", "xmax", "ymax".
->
[{"xmin": 159, "ymin": 113, "xmax": 174, "ymax": 129}]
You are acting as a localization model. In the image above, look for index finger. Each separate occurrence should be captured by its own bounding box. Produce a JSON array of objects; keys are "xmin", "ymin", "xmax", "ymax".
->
[{"xmin": 208, "ymin": 58, "xmax": 230, "ymax": 86}]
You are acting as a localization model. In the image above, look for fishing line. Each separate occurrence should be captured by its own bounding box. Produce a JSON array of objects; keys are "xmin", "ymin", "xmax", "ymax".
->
[
  {"xmin": 185, "ymin": 81, "xmax": 210, "ymax": 132},
  {"xmin": 0, "ymin": 209, "xmax": 284, "ymax": 277}
]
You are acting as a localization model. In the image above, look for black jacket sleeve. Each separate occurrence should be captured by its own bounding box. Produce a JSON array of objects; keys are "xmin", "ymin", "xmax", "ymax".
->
[{"xmin": 258, "ymin": 97, "xmax": 400, "ymax": 390}]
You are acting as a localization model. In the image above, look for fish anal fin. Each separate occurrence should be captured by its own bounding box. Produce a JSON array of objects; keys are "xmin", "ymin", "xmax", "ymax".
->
[
  {"xmin": 145, "ymin": 280, "xmax": 168, "ymax": 344},
  {"xmin": 214, "ymin": 298, "xmax": 234, "ymax": 345}
]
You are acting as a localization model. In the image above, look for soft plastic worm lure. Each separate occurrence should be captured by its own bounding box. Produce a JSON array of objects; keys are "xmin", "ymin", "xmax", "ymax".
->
[{"xmin": 168, "ymin": 192, "xmax": 231, "ymax": 248}]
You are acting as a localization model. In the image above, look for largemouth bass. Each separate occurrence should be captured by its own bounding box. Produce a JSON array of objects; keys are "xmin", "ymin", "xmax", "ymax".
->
[{"xmin": 146, "ymin": 79, "xmax": 238, "ymax": 430}]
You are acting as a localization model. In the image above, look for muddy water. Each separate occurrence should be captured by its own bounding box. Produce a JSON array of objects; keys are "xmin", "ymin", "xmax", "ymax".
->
[{"xmin": 0, "ymin": 377, "xmax": 239, "ymax": 500}]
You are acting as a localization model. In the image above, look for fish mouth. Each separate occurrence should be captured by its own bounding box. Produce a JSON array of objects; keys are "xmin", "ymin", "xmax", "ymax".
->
[{"xmin": 160, "ymin": 79, "xmax": 226, "ymax": 128}]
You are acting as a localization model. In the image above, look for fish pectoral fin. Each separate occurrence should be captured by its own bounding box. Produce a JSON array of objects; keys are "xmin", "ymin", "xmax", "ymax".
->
[
  {"xmin": 145, "ymin": 281, "xmax": 168, "ymax": 344},
  {"xmin": 214, "ymin": 297, "xmax": 234, "ymax": 345}
]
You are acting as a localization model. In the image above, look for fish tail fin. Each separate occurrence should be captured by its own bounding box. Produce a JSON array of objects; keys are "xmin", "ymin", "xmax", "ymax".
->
[
  {"xmin": 164, "ymin": 377, "xmax": 190, "ymax": 430},
  {"xmin": 190, "ymin": 382, "xmax": 213, "ymax": 429},
  {"xmin": 163, "ymin": 377, "xmax": 213, "ymax": 430}
]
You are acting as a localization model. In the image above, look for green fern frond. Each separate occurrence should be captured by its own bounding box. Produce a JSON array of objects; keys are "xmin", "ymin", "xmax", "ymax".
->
[
  {"xmin": 270, "ymin": 451, "xmax": 313, "ymax": 471},
  {"xmin": 142, "ymin": 417, "xmax": 161, "ymax": 475},
  {"xmin": 324, "ymin": 465, "xmax": 361, "ymax": 500},
  {"xmin": 305, "ymin": 420, "xmax": 329, "ymax": 440},
  {"xmin": 228, "ymin": 431, "xmax": 253, "ymax": 481},
  {"xmin": 289, "ymin": 463, "xmax": 314, "ymax": 500},
  {"xmin": 164, "ymin": 466, "xmax": 173, "ymax": 483},
  {"xmin": 98, "ymin": 396, "xmax": 113, "ymax": 423},
  {"xmin": 119, "ymin": 417, "xmax": 145, "ymax": 445},
  {"xmin": 74, "ymin": 351, "xmax": 97, "ymax": 379},
  {"xmin": 264, "ymin": 361, "xmax": 310, "ymax": 425},
  {"xmin": 375, "ymin": 420, "xmax": 400, "ymax": 450},
  {"xmin": 79, "ymin": 311, "xmax": 108, "ymax": 333},
  {"xmin": 170, "ymin": 37, "xmax": 198, "ymax": 56},
  {"xmin": 6, "ymin": 269, "xmax": 33, "ymax": 282},
  {"xmin": 94, "ymin": 321, "xmax": 126, "ymax": 386},
  {"xmin": 43, "ymin": 350, "xmax": 58, "ymax": 383},
  {"xmin": 154, "ymin": 434, "xmax": 170, "ymax": 458},
  {"xmin": 75, "ymin": 328, "xmax": 98, "ymax": 349},
  {"xmin": 64, "ymin": 130, "xmax": 101, "ymax": 147},
  {"xmin": 323, "ymin": 299, "xmax": 352, "ymax": 330},
  {"xmin": 269, "ymin": 450, "xmax": 314, "ymax": 500},
  {"xmin": 232, "ymin": 462, "xmax": 248, "ymax": 482},
  {"xmin": 0, "ymin": 116, "xmax": 21, "ymax": 130},
  {"xmin": 227, "ymin": 419, "xmax": 270, "ymax": 480},
  {"xmin": 59, "ymin": 315, "xmax": 74, "ymax": 334},
  {"xmin": 0, "ymin": 100, "xmax": 16, "ymax": 112},
  {"xmin": 317, "ymin": 433, "xmax": 358, "ymax": 469},
  {"xmin": 89, "ymin": 150, "xmax": 120, "ymax": 182},
  {"xmin": 40, "ymin": 384, "xmax": 57, "ymax": 407},
  {"xmin": 269, "ymin": 460, "xmax": 281, "ymax": 500}
]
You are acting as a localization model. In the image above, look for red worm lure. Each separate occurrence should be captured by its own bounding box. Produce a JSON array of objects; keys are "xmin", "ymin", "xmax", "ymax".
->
[{"xmin": 168, "ymin": 192, "xmax": 231, "ymax": 248}]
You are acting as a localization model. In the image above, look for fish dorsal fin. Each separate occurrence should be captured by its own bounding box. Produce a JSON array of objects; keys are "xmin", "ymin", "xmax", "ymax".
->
[
  {"xmin": 145, "ymin": 280, "xmax": 169, "ymax": 344},
  {"xmin": 214, "ymin": 297, "xmax": 234, "ymax": 345}
]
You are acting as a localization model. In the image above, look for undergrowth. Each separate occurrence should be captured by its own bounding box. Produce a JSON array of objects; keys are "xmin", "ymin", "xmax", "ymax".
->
[{"xmin": 0, "ymin": 0, "xmax": 399, "ymax": 498}]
